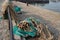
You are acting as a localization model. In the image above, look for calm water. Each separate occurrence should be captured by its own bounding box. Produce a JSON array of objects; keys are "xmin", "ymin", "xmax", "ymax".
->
[{"xmin": 31, "ymin": 0, "xmax": 60, "ymax": 13}]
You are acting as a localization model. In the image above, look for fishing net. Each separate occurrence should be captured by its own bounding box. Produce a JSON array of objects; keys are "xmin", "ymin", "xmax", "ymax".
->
[
  {"xmin": 13, "ymin": 5, "xmax": 22, "ymax": 13},
  {"xmin": 13, "ymin": 17, "xmax": 54, "ymax": 40}
]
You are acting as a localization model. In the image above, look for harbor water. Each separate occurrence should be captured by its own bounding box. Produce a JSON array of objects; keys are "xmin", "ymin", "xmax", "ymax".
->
[{"xmin": 31, "ymin": 0, "xmax": 60, "ymax": 13}]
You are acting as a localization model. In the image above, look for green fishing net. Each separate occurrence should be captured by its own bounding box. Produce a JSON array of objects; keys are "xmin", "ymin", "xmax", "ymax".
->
[
  {"xmin": 0, "ymin": 16, "xmax": 3, "ymax": 21},
  {"xmin": 13, "ymin": 6, "xmax": 21, "ymax": 13},
  {"xmin": 13, "ymin": 17, "xmax": 40, "ymax": 37}
]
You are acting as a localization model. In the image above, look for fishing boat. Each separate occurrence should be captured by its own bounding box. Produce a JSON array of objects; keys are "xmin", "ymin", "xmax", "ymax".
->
[{"xmin": 15, "ymin": 0, "xmax": 49, "ymax": 3}]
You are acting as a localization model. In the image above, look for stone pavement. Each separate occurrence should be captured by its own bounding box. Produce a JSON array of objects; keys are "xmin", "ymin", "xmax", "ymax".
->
[
  {"xmin": 0, "ymin": 14, "xmax": 10, "ymax": 40},
  {"xmin": 0, "ymin": 0, "xmax": 10, "ymax": 40}
]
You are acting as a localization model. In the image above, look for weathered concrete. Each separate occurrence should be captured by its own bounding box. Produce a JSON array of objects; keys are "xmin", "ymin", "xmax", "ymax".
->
[
  {"xmin": 0, "ymin": 0, "xmax": 10, "ymax": 40},
  {"xmin": 0, "ymin": 12, "xmax": 10, "ymax": 40}
]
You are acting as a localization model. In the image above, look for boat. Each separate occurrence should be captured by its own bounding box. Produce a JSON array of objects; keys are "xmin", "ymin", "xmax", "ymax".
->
[{"xmin": 15, "ymin": 0, "xmax": 49, "ymax": 3}]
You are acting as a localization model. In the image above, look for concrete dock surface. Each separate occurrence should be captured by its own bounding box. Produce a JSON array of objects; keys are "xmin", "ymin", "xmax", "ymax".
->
[
  {"xmin": 0, "ymin": 0, "xmax": 10, "ymax": 40},
  {"xmin": 12, "ymin": 1, "xmax": 60, "ymax": 40},
  {"xmin": 0, "ymin": 0, "xmax": 60, "ymax": 40}
]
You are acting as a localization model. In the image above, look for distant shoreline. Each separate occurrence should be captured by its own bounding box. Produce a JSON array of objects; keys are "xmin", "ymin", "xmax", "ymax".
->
[{"xmin": 15, "ymin": 0, "xmax": 49, "ymax": 3}]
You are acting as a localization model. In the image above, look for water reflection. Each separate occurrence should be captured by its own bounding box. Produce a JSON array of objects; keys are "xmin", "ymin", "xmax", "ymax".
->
[{"xmin": 31, "ymin": 0, "xmax": 60, "ymax": 13}]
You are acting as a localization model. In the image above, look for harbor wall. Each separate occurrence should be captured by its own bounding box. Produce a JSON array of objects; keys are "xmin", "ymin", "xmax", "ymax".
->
[{"xmin": 14, "ymin": 0, "xmax": 49, "ymax": 3}]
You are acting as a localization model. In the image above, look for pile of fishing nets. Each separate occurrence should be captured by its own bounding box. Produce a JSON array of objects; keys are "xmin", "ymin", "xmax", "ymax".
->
[{"xmin": 13, "ymin": 17, "xmax": 54, "ymax": 40}]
